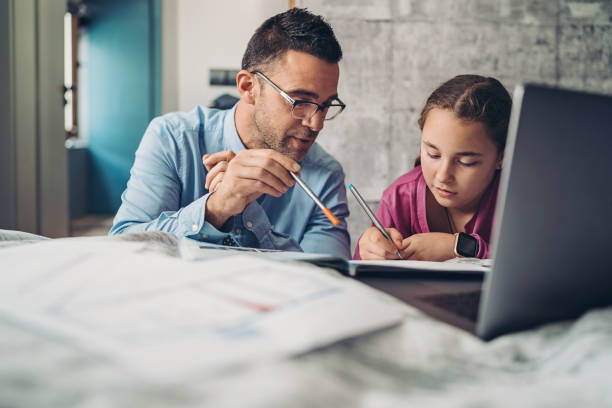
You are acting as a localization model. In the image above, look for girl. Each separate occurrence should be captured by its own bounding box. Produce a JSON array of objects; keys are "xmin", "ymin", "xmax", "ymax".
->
[{"xmin": 354, "ymin": 75, "xmax": 512, "ymax": 261}]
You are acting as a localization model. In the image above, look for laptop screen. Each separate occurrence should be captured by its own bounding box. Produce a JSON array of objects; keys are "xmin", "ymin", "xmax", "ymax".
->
[{"xmin": 477, "ymin": 84, "xmax": 612, "ymax": 340}]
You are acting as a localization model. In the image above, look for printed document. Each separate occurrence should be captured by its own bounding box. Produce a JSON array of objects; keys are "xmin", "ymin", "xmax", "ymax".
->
[{"xmin": 0, "ymin": 238, "xmax": 407, "ymax": 381}]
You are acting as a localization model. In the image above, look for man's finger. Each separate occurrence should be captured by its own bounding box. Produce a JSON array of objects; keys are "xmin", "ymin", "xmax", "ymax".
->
[
  {"xmin": 221, "ymin": 160, "xmax": 290, "ymax": 197},
  {"xmin": 209, "ymin": 172, "xmax": 224, "ymax": 192},
  {"xmin": 232, "ymin": 155, "xmax": 296, "ymax": 190},
  {"xmin": 235, "ymin": 155, "xmax": 296, "ymax": 187},
  {"xmin": 233, "ymin": 178, "xmax": 286, "ymax": 198},
  {"xmin": 245, "ymin": 149, "xmax": 300, "ymax": 173},
  {"xmin": 205, "ymin": 161, "xmax": 228, "ymax": 189},
  {"xmin": 250, "ymin": 149, "xmax": 301, "ymax": 170},
  {"xmin": 203, "ymin": 150, "xmax": 236, "ymax": 171},
  {"xmin": 231, "ymin": 165, "xmax": 289, "ymax": 196}
]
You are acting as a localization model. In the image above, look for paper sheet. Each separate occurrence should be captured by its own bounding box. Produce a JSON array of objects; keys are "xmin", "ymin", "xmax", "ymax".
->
[
  {"xmin": 350, "ymin": 258, "xmax": 491, "ymax": 273},
  {"xmin": 179, "ymin": 238, "xmax": 490, "ymax": 277},
  {"xmin": 0, "ymin": 238, "xmax": 407, "ymax": 381}
]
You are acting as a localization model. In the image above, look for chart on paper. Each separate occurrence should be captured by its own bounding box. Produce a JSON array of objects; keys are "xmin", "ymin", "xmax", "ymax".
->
[
  {"xmin": 0, "ymin": 239, "xmax": 406, "ymax": 380},
  {"xmin": 62, "ymin": 260, "xmax": 343, "ymax": 346}
]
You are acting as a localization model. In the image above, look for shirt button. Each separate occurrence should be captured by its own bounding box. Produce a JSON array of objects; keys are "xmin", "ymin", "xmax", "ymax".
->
[
  {"xmin": 191, "ymin": 224, "xmax": 199, "ymax": 232},
  {"xmin": 201, "ymin": 234, "xmax": 208, "ymax": 239},
  {"xmin": 246, "ymin": 221, "xmax": 253, "ymax": 228},
  {"xmin": 235, "ymin": 228, "xmax": 242, "ymax": 235}
]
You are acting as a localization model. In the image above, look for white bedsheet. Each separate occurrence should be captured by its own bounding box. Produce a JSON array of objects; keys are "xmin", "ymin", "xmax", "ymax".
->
[{"xmin": 1, "ymin": 232, "xmax": 610, "ymax": 407}]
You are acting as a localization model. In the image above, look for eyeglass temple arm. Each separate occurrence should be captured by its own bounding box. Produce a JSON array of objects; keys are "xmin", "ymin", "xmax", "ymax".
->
[
  {"xmin": 253, "ymin": 70, "xmax": 345, "ymax": 115},
  {"xmin": 252, "ymin": 71, "xmax": 295, "ymax": 104}
]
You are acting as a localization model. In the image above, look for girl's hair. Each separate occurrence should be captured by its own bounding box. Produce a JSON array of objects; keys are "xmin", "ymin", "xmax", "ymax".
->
[{"xmin": 415, "ymin": 75, "xmax": 512, "ymax": 166}]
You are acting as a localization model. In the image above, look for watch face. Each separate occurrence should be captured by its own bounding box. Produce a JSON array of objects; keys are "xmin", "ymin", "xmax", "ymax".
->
[{"xmin": 457, "ymin": 232, "xmax": 478, "ymax": 257}]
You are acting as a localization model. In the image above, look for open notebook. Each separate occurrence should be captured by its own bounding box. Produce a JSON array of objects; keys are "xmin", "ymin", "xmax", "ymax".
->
[{"xmin": 179, "ymin": 238, "xmax": 490, "ymax": 278}]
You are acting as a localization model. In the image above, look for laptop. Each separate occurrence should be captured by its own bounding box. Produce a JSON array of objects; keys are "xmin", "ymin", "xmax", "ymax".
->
[{"xmin": 357, "ymin": 84, "xmax": 612, "ymax": 340}]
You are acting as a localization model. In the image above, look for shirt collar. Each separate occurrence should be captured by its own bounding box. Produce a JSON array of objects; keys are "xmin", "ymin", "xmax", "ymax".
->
[{"xmin": 222, "ymin": 103, "xmax": 247, "ymax": 153}]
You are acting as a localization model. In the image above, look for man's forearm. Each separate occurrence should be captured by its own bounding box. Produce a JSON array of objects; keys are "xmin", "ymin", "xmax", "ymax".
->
[{"xmin": 204, "ymin": 192, "xmax": 232, "ymax": 230}]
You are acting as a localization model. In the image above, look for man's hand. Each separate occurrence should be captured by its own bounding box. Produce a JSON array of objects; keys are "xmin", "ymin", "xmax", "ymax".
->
[
  {"xmin": 400, "ymin": 232, "xmax": 455, "ymax": 261},
  {"xmin": 203, "ymin": 151, "xmax": 236, "ymax": 193},
  {"xmin": 203, "ymin": 149, "xmax": 300, "ymax": 229},
  {"xmin": 357, "ymin": 226, "xmax": 404, "ymax": 260}
]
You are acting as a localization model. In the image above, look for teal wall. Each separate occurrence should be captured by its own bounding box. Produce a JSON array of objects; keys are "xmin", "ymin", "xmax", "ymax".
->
[{"xmin": 87, "ymin": 0, "xmax": 160, "ymax": 214}]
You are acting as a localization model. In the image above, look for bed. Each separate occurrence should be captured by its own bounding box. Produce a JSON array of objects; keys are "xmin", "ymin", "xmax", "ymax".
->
[{"xmin": 1, "ymin": 230, "xmax": 610, "ymax": 407}]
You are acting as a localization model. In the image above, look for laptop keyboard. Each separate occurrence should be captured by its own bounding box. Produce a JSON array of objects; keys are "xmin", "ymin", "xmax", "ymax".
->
[{"xmin": 418, "ymin": 290, "xmax": 482, "ymax": 322}]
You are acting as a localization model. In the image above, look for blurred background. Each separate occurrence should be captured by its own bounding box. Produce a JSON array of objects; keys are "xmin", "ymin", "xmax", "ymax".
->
[{"xmin": 1, "ymin": 0, "xmax": 610, "ymax": 254}]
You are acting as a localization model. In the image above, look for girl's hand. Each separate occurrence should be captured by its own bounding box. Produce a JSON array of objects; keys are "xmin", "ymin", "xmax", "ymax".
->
[
  {"xmin": 358, "ymin": 226, "xmax": 404, "ymax": 260},
  {"xmin": 401, "ymin": 232, "xmax": 456, "ymax": 261}
]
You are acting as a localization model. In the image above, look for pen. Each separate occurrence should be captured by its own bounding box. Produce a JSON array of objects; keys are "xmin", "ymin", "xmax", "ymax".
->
[
  {"xmin": 348, "ymin": 183, "xmax": 404, "ymax": 259},
  {"xmin": 290, "ymin": 172, "xmax": 340, "ymax": 226}
]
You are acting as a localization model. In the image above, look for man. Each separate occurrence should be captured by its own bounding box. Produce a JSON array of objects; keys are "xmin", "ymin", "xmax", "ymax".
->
[{"xmin": 110, "ymin": 8, "xmax": 350, "ymax": 257}]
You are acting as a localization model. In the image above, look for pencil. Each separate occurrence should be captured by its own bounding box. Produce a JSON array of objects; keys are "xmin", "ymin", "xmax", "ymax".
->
[
  {"xmin": 290, "ymin": 172, "xmax": 340, "ymax": 226},
  {"xmin": 348, "ymin": 183, "xmax": 404, "ymax": 259}
]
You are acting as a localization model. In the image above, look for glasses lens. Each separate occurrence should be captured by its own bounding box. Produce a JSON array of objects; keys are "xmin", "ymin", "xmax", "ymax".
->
[
  {"xmin": 291, "ymin": 102, "xmax": 345, "ymax": 120},
  {"xmin": 291, "ymin": 102, "xmax": 318, "ymax": 120},
  {"xmin": 324, "ymin": 105, "xmax": 343, "ymax": 121}
]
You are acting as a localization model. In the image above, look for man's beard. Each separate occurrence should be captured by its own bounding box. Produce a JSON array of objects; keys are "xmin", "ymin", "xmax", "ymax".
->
[{"xmin": 253, "ymin": 112, "xmax": 317, "ymax": 161}]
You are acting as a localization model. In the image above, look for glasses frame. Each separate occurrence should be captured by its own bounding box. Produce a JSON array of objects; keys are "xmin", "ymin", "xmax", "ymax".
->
[{"xmin": 251, "ymin": 70, "xmax": 346, "ymax": 121}]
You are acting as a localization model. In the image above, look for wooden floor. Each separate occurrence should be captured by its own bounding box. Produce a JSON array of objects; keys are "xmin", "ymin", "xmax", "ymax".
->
[{"xmin": 70, "ymin": 215, "xmax": 114, "ymax": 237}]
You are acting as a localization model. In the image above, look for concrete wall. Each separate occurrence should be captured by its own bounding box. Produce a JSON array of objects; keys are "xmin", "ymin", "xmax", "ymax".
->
[{"xmin": 298, "ymin": 0, "xmax": 612, "ymax": 253}]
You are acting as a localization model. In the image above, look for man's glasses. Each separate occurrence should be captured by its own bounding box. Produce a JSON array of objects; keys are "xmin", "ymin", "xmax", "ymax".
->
[{"xmin": 252, "ymin": 71, "xmax": 346, "ymax": 121}]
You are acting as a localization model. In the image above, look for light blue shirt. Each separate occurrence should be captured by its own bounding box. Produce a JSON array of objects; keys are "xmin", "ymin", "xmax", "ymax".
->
[{"xmin": 110, "ymin": 105, "xmax": 351, "ymax": 258}]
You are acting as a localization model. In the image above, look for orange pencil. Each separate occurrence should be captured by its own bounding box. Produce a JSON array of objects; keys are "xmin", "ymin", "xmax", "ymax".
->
[{"xmin": 290, "ymin": 172, "xmax": 340, "ymax": 226}]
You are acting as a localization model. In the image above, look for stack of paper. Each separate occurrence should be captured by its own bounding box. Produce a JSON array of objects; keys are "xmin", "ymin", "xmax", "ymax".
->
[{"xmin": 0, "ymin": 237, "xmax": 407, "ymax": 381}]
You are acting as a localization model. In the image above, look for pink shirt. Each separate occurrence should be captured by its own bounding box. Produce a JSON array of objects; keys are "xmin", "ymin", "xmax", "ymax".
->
[{"xmin": 353, "ymin": 166, "xmax": 500, "ymax": 259}]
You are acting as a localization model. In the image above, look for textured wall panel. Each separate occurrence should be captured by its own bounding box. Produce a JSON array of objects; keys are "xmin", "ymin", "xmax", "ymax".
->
[{"xmin": 299, "ymin": 0, "xmax": 611, "ymax": 254}]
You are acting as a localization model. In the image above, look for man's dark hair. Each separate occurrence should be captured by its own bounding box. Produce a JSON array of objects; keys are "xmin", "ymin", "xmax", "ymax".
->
[{"xmin": 241, "ymin": 8, "xmax": 342, "ymax": 72}]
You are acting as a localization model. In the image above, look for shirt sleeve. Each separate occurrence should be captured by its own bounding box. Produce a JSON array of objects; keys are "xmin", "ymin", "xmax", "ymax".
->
[
  {"xmin": 296, "ymin": 171, "xmax": 350, "ymax": 258},
  {"xmin": 472, "ymin": 233, "xmax": 489, "ymax": 259},
  {"xmin": 227, "ymin": 201, "xmax": 302, "ymax": 251},
  {"xmin": 109, "ymin": 118, "xmax": 230, "ymax": 243}
]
